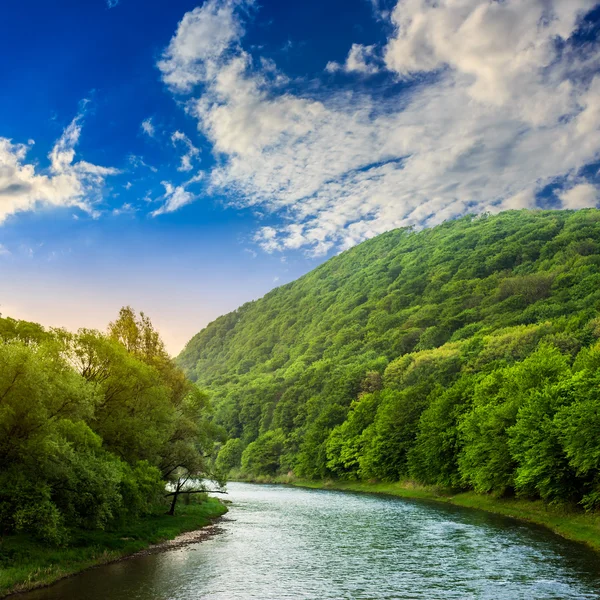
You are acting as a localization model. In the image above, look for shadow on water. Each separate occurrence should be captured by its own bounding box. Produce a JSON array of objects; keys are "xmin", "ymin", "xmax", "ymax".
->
[{"xmin": 16, "ymin": 482, "xmax": 600, "ymax": 600}]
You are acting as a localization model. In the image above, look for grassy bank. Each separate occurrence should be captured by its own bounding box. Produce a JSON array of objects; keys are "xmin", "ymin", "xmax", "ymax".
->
[
  {"xmin": 0, "ymin": 497, "xmax": 227, "ymax": 598},
  {"xmin": 237, "ymin": 474, "xmax": 600, "ymax": 552}
]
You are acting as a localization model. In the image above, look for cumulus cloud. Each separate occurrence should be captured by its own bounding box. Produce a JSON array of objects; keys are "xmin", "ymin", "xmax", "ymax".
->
[
  {"xmin": 326, "ymin": 44, "xmax": 381, "ymax": 75},
  {"xmin": 160, "ymin": 0, "xmax": 600, "ymax": 254},
  {"xmin": 158, "ymin": 0, "xmax": 252, "ymax": 92},
  {"xmin": 0, "ymin": 115, "xmax": 118, "ymax": 224},
  {"xmin": 383, "ymin": 0, "xmax": 596, "ymax": 111},
  {"xmin": 560, "ymin": 183, "xmax": 600, "ymax": 209},
  {"xmin": 171, "ymin": 131, "xmax": 201, "ymax": 171}
]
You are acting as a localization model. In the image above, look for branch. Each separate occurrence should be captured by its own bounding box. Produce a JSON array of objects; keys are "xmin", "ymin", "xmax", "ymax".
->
[{"xmin": 164, "ymin": 489, "xmax": 228, "ymax": 497}]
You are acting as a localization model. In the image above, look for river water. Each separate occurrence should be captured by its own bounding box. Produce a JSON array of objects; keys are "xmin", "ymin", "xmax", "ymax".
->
[{"xmin": 18, "ymin": 482, "xmax": 600, "ymax": 599}]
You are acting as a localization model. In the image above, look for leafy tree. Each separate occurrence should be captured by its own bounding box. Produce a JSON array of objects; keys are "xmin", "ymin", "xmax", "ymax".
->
[
  {"xmin": 327, "ymin": 392, "xmax": 381, "ymax": 479},
  {"xmin": 408, "ymin": 376, "xmax": 476, "ymax": 487},
  {"xmin": 216, "ymin": 438, "xmax": 244, "ymax": 475},
  {"xmin": 0, "ymin": 306, "xmax": 223, "ymax": 540},
  {"xmin": 458, "ymin": 346, "xmax": 569, "ymax": 495},
  {"xmin": 241, "ymin": 430, "xmax": 287, "ymax": 476}
]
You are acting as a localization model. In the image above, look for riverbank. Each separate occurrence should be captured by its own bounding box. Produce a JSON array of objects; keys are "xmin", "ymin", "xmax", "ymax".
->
[
  {"xmin": 0, "ymin": 497, "xmax": 227, "ymax": 598},
  {"xmin": 237, "ymin": 474, "xmax": 600, "ymax": 552}
]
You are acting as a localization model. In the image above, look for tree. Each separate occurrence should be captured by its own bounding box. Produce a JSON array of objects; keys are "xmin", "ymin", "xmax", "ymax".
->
[
  {"xmin": 408, "ymin": 376, "xmax": 476, "ymax": 488},
  {"xmin": 216, "ymin": 438, "xmax": 244, "ymax": 475},
  {"xmin": 0, "ymin": 340, "xmax": 131, "ymax": 542},
  {"xmin": 241, "ymin": 430, "xmax": 286, "ymax": 476}
]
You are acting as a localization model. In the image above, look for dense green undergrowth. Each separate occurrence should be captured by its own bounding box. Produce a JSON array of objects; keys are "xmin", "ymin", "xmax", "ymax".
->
[
  {"xmin": 179, "ymin": 210, "xmax": 600, "ymax": 516},
  {"xmin": 0, "ymin": 497, "xmax": 226, "ymax": 598}
]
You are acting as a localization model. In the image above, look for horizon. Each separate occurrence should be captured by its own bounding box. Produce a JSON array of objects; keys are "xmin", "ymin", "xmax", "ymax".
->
[{"xmin": 2, "ymin": 0, "xmax": 600, "ymax": 354}]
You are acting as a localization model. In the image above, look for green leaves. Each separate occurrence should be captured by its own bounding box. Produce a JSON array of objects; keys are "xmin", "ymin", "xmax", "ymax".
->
[
  {"xmin": 175, "ymin": 210, "xmax": 600, "ymax": 509},
  {"xmin": 0, "ymin": 308, "xmax": 220, "ymax": 542},
  {"xmin": 241, "ymin": 430, "xmax": 286, "ymax": 476}
]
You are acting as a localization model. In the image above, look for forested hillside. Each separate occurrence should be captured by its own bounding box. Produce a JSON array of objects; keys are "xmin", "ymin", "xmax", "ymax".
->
[{"xmin": 179, "ymin": 210, "xmax": 600, "ymax": 508}]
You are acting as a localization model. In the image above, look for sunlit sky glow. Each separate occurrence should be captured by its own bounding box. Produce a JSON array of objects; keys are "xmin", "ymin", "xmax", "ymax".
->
[{"xmin": 1, "ymin": 0, "xmax": 600, "ymax": 353}]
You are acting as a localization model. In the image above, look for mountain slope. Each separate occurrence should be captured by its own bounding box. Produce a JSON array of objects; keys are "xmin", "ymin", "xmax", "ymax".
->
[{"xmin": 179, "ymin": 210, "xmax": 600, "ymax": 505}]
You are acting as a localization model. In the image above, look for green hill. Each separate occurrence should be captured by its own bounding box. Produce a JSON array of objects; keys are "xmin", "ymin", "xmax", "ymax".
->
[{"xmin": 178, "ymin": 210, "xmax": 600, "ymax": 507}]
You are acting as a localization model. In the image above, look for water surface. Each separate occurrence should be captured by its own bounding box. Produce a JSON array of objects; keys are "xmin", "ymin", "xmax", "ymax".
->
[{"xmin": 20, "ymin": 482, "xmax": 600, "ymax": 599}]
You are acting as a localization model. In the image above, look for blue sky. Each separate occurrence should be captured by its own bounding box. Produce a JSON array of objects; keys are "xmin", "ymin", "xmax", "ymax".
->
[{"xmin": 1, "ymin": 0, "xmax": 600, "ymax": 353}]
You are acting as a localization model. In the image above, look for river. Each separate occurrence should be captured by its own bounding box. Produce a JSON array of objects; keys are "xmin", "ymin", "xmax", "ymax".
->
[{"xmin": 18, "ymin": 482, "xmax": 600, "ymax": 599}]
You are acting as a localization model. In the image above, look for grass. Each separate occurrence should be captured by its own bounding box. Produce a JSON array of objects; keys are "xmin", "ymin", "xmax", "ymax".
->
[
  {"xmin": 0, "ymin": 497, "xmax": 227, "ymax": 598},
  {"xmin": 236, "ymin": 473, "xmax": 600, "ymax": 553}
]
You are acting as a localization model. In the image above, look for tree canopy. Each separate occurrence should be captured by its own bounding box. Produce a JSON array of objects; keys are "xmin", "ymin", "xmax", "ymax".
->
[{"xmin": 0, "ymin": 308, "xmax": 221, "ymax": 544}]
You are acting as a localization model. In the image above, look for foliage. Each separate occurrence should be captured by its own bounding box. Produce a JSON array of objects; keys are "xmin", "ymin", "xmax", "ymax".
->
[
  {"xmin": 178, "ymin": 210, "xmax": 600, "ymax": 508},
  {"xmin": 241, "ymin": 430, "xmax": 287, "ymax": 476},
  {"xmin": 215, "ymin": 438, "xmax": 244, "ymax": 475},
  {"xmin": 0, "ymin": 497, "xmax": 227, "ymax": 597},
  {"xmin": 0, "ymin": 308, "xmax": 221, "ymax": 546}
]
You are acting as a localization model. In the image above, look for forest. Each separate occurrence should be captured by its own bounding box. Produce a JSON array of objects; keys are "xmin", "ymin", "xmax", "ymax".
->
[
  {"xmin": 179, "ymin": 209, "xmax": 600, "ymax": 509},
  {"xmin": 0, "ymin": 308, "xmax": 223, "ymax": 549}
]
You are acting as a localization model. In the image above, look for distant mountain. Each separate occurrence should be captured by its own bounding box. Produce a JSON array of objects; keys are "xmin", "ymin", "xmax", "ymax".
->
[{"xmin": 179, "ymin": 210, "xmax": 600, "ymax": 506}]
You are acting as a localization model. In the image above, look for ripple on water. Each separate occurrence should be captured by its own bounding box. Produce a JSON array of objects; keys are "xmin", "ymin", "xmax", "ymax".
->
[{"xmin": 16, "ymin": 482, "xmax": 600, "ymax": 600}]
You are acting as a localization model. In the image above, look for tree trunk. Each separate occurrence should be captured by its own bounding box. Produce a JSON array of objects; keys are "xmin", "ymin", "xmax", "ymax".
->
[{"xmin": 168, "ymin": 491, "xmax": 179, "ymax": 516}]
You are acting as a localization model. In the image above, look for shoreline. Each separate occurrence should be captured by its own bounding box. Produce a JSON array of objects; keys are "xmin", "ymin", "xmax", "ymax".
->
[
  {"xmin": 236, "ymin": 476, "xmax": 600, "ymax": 553},
  {"xmin": 1, "ymin": 498, "xmax": 228, "ymax": 599}
]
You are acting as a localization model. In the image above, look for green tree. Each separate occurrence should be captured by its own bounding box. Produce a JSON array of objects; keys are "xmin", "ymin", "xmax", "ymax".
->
[
  {"xmin": 216, "ymin": 438, "xmax": 244, "ymax": 475},
  {"xmin": 241, "ymin": 430, "xmax": 286, "ymax": 476}
]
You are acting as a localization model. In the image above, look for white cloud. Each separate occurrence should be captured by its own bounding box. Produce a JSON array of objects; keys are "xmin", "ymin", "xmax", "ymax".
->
[
  {"xmin": 492, "ymin": 189, "xmax": 538, "ymax": 213},
  {"xmin": 0, "ymin": 114, "xmax": 118, "ymax": 224},
  {"xmin": 0, "ymin": 244, "xmax": 10, "ymax": 256},
  {"xmin": 151, "ymin": 177, "xmax": 202, "ymax": 216},
  {"xmin": 129, "ymin": 154, "xmax": 158, "ymax": 172},
  {"xmin": 112, "ymin": 202, "xmax": 137, "ymax": 216},
  {"xmin": 107, "ymin": 0, "xmax": 119, "ymax": 7},
  {"xmin": 171, "ymin": 131, "xmax": 201, "ymax": 171},
  {"xmin": 383, "ymin": 0, "xmax": 596, "ymax": 112},
  {"xmin": 158, "ymin": 0, "xmax": 252, "ymax": 92},
  {"xmin": 160, "ymin": 0, "xmax": 600, "ymax": 254},
  {"xmin": 141, "ymin": 118, "xmax": 156, "ymax": 138},
  {"xmin": 326, "ymin": 44, "xmax": 380, "ymax": 75},
  {"xmin": 560, "ymin": 183, "xmax": 599, "ymax": 209}
]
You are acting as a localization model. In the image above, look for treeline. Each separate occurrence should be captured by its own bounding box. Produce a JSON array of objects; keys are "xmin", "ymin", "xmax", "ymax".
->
[
  {"xmin": 0, "ymin": 308, "xmax": 221, "ymax": 545},
  {"xmin": 179, "ymin": 210, "xmax": 600, "ymax": 508}
]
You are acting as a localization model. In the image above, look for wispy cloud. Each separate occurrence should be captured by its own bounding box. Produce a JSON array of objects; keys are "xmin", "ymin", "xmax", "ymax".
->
[
  {"xmin": 0, "ymin": 109, "xmax": 118, "ymax": 224},
  {"xmin": 159, "ymin": 0, "xmax": 600, "ymax": 254},
  {"xmin": 151, "ymin": 176, "xmax": 203, "ymax": 216},
  {"xmin": 112, "ymin": 202, "xmax": 137, "ymax": 216},
  {"xmin": 171, "ymin": 131, "xmax": 201, "ymax": 172},
  {"xmin": 141, "ymin": 117, "xmax": 156, "ymax": 138},
  {"xmin": 107, "ymin": 0, "xmax": 119, "ymax": 8},
  {"xmin": 129, "ymin": 154, "xmax": 158, "ymax": 172}
]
